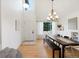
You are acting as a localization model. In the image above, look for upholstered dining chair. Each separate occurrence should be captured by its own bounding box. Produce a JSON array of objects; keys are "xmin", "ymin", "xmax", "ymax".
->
[{"xmin": 64, "ymin": 36, "xmax": 69, "ymax": 39}]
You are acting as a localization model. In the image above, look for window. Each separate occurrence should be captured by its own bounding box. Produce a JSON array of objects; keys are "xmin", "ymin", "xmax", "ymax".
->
[{"xmin": 43, "ymin": 22, "xmax": 52, "ymax": 31}]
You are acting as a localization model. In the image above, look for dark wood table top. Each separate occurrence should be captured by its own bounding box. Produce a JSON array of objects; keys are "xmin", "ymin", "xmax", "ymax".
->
[{"xmin": 47, "ymin": 35, "xmax": 79, "ymax": 46}]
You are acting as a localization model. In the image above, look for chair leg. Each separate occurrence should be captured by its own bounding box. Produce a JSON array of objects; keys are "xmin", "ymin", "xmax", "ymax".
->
[
  {"xmin": 53, "ymin": 49, "xmax": 55, "ymax": 58},
  {"xmin": 59, "ymin": 50, "xmax": 61, "ymax": 58}
]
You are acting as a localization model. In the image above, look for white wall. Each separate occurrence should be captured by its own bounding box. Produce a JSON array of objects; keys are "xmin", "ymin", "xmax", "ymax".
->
[
  {"xmin": 37, "ymin": 22, "xmax": 43, "ymax": 36},
  {"xmin": 35, "ymin": 0, "xmax": 52, "ymax": 20},
  {"xmin": 1, "ymin": 0, "xmax": 22, "ymax": 49},
  {"xmin": 58, "ymin": 11, "xmax": 79, "ymax": 39},
  {"xmin": 21, "ymin": 0, "xmax": 36, "ymax": 41},
  {"xmin": 0, "ymin": 0, "xmax": 1, "ymax": 49}
]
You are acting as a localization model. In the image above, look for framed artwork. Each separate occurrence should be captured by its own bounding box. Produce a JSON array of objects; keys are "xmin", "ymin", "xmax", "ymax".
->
[
  {"xmin": 43, "ymin": 22, "xmax": 52, "ymax": 31},
  {"xmin": 57, "ymin": 25, "xmax": 64, "ymax": 31},
  {"xmin": 68, "ymin": 17, "xmax": 78, "ymax": 30}
]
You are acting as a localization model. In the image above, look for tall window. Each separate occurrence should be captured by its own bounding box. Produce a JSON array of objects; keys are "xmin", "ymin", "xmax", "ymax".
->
[{"xmin": 43, "ymin": 22, "xmax": 52, "ymax": 31}]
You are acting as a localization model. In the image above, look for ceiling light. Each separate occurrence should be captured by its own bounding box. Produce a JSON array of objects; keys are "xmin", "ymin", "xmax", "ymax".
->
[
  {"xmin": 47, "ymin": 0, "xmax": 59, "ymax": 21},
  {"xmin": 55, "ymin": 15, "xmax": 59, "ymax": 18},
  {"xmin": 53, "ymin": 12, "xmax": 56, "ymax": 15},
  {"xmin": 50, "ymin": 16, "xmax": 53, "ymax": 18},
  {"xmin": 47, "ymin": 17, "xmax": 50, "ymax": 20},
  {"xmin": 49, "ymin": 13, "xmax": 51, "ymax": 16}
]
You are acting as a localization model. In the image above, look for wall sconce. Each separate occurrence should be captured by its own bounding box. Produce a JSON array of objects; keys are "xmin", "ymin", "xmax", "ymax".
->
[
  {"xmin": 23, "ymin": 0, "xmax": 29, "ymax": 10},
  {"xmin": 57, "ymin": 25, "xmax": 64, "ymax": 31},
  {"xmin": 57, "ymin": 25, "xmax": 62, "ymax": 28}
]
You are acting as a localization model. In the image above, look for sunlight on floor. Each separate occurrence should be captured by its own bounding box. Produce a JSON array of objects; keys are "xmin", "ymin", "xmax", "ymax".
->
[{"xmin": 18, "ymin": 39, "xmax": 79, "ymax": 58}]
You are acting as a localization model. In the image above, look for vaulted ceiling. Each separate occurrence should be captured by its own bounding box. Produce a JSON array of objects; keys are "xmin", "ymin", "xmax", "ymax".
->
[
  {"xmin": 35, "ymin": 0, "xmax": 79, "ymax": 20},
  {"xmin": 54, "ymin": 0, "xmax": 79, "ymax": 17}
]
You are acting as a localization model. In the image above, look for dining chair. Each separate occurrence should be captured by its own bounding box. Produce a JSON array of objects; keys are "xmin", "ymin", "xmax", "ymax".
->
[
  {"xmin": 64, "ymin": 36, "xmax": 69, "ymax": 39},
  {"xmin": 57, "ymin": 34, "xmax": 61, "ymax": 37}
]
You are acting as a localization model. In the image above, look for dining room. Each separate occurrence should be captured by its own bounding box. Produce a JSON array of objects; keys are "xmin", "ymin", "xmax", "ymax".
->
[
  {"xmin": 41, "ymin": 11, "xmax": 79, "ymax": 58},
  {"xmin": 35, "ymin": 0, "xmax": 79, "ymax": 58}
]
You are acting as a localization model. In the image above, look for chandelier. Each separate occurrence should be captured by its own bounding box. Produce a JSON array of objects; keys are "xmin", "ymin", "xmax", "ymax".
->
[{"xmin": 47, "ymin": 0, "xmax": 59, "ymax": 21}]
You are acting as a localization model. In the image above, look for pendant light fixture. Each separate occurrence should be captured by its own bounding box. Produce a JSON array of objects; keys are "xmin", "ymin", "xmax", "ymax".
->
[
  {"xmin": 23, "ymin": 0, "xmax": 29, "ymax": 10},
  {"xmin": 47, "ymin": 0, "xmax": 59, "ymax": 21}
]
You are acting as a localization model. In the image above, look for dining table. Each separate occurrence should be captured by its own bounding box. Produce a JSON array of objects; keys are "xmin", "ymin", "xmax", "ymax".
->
[{"xmin": 46, "ymin": 34, "xmax": 79, "ymax": 58}]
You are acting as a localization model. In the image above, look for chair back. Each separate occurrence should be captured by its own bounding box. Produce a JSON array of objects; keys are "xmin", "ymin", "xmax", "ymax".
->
[
  {"xmin": 57, "ymin": 34, "xmax": 61, "ymax": 37},
  {"xmin": 64, "ymin": 36, "xmax": 69, "ymax": 39}
]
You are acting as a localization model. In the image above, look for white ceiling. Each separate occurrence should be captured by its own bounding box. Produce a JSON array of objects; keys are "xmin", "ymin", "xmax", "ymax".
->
[
  {"xmin": 35, "ymin": 0, "xmax": 79, "ymax": 20},
  {"xmin": 54, "ymin": 0, "xmax": 79, "ymax": 17}
]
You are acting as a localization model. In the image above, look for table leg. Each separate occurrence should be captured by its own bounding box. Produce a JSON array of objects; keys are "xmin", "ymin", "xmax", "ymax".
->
[{"xmin": 61, "ymin": 46, "xmax": 65, "ymax": 58}]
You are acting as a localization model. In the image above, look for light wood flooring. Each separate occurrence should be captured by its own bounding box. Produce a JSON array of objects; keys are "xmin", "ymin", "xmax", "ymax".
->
[{"xmin": 18, "ymin": 39, "xmax": 79, "ymax": 58}]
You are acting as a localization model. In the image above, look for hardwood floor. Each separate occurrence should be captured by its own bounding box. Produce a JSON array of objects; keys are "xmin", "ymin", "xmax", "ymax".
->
[
  {"xmin": 18, "ymin": 39, "xmax": 79, "ymax": 58},
  {"xmin": 18, "ymin": 39, "xmax": 47, "ymax": 58}
]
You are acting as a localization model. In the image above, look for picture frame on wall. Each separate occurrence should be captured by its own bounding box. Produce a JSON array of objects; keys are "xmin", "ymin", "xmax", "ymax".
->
[
  {"xmin": 57, "ymin": 25, "xmax": 64, "ymax": 31},
  {"xmin": 68, "ymin": 17, "xmax": 78, "ymax": 30}
]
